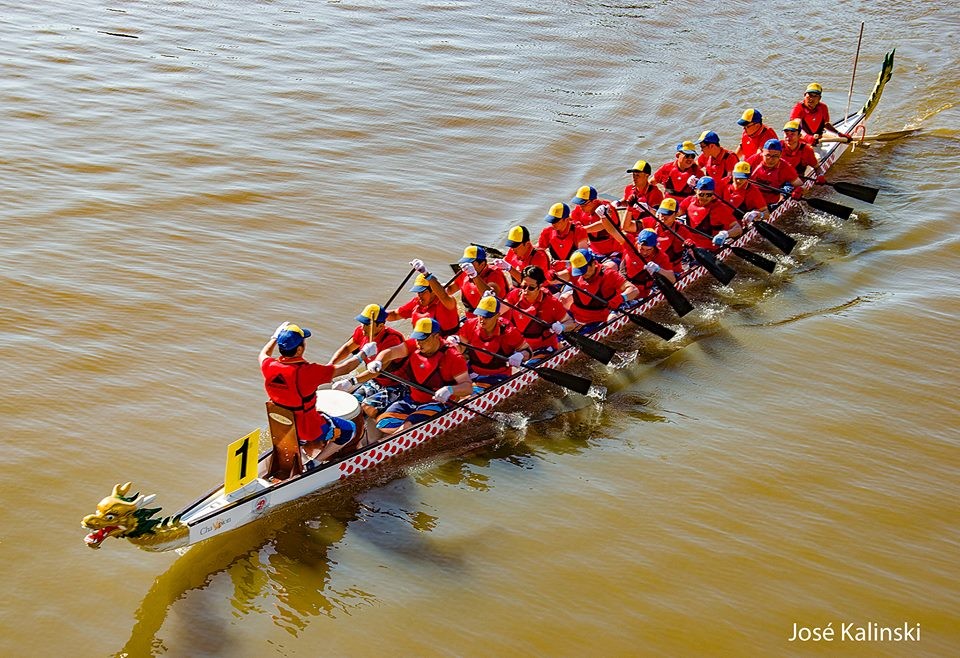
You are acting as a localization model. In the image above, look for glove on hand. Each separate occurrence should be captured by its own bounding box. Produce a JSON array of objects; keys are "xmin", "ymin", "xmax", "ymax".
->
[
  {"xmin": 433, "ymin": 386, "xmax": 454, "ymax": 403},
  {"xmin": 712, "ymin": 230, "xmax": 729, "ymax": 247},
  {"xmin": 460, "ymin": 262, "xmax": 477, "ymax": 278},
  {"xmin": 507, "ymin": 352, "xmax": 525, "ymax": 368}
]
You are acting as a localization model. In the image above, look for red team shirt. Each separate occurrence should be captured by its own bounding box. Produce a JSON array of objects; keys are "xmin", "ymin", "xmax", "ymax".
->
[
  {"xmin": 653, "ymin": 161, "xmax": 704, "ymax": 200},
  {"xmin": 454, "ymin": 268, "xmax": 510, "ymax": 315},
  {"xmin": 350, "ymin": 324, "xmax": 406, "ymax": 386},
  {"xmin": 396, "ymin": 294, "xmax": 461, "ymax": 336},
  {"xmin": 621, "ymin": 247, "xmax": 677, "ymax": 298},
  {"xmin": 719, "ymin": 178, "xmax": 768, "ymax": 214},
  {"xmin": 261, "ymin": 358, "xmax": 334, "ymax": 442},
  {"xmin": 746, "ymin": 153, "xmax": 800, "ymax": 205},
  {"xmin": 503, "ymin": 286, "xmax": 568, "ymax": 352},
  {"xmin": 394, "ymin": 338, "xmax": 469, "ymax": 404},
  {"xmin": 570, "ymin": 200, "xmax": 622, "ymax": 255},
  {"xmin": 791, "ymin": 101, "xmax": 830, "ymax": 136},
  {"xmin": 621, "ymin": 183, "xmax": 664, "ymax": 227},
  {"xmin": 458, "ymin": 317, "xmax": 526, "ymax": 376},
  {"xmin": 780, "ymin": 140, "xmax": 819, "ymax": 177},
  {"xmin": 697, "ymin": 149, "xmax": 739, "ymax": 181},
  {"xmin": 538, "ymin": 222, "xmax": 588, "ymax": 272},
  {"xmin": 505, "ymin": 245, "xmax": 550, "ymax": 277},
  {"xmin": 739, "ymin": 125, "xmax": 778, "ymax": 160},
  {"xmin": 679, "ymin": 196, "xmax": 738, "ymax": 250},
  {"xmin": 569, "ymin": 267, "xmax": 628, "ymax": 324}
]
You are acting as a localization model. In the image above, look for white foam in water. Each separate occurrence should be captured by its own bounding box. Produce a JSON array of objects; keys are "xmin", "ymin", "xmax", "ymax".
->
[
  {"xmin": 493, "ymin": 412, "xmax": 528, "ymax": 432},
  {"xmin": 611, "ymin": 350, "xmax": 639, "ymax": 369},
  {"xmin": 587, "ymin": 385, "xmax": 608, "ymax": 401}
]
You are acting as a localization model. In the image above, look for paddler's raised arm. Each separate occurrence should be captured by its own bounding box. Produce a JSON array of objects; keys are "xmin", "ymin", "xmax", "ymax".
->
[{"xmin": 259, "ymin": 322, "xmax": 289, "ymax": 364}]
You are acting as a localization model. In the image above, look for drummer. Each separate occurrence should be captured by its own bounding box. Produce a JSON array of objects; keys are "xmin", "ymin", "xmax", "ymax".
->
[{"xmin": 259, "ymin": 322, "xmax": 377, "ymax": 463}]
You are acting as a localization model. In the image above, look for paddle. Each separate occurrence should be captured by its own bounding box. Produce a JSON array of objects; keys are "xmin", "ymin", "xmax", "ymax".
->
[
  {"xmin": 750, "ymin": 180, "xmax": 854, "ymax": 220},
  {"xmin": 460, "ymin": 341, "xmax": 593, "ymax": 395},
  {"xmin": 496, "ymin": 295, "xmax": 616, "ymax": 365},
  {"xmin": 706, "ymin": 193, "xmax": 795, "ymax": 255},
  {"xmin": 820, "ymin": 128, "xmax": 916, "ymax": 143},
  {"xmin": 383, "ymin": 268, "xmax": 417, "ymax": 308},
  {"xmin": 377, "ymin": 370, "xmax": 522, "ymax": 430},
  {"xmin": 803, "ymin": 176, "xmax": 879, "ymax": 204},
  {"xmin": 604, "ymin": 215, "xmax": 694, "ymax": 317},
  {"xmin": 560, "ymin": 276, "xmax": 676, "ymax": 341}
]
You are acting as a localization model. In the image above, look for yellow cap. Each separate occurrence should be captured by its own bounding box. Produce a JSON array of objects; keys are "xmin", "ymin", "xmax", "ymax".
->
[
  {"xmin": 356, "ymin": 304, "xmax": 385, "ymax": 325},
  {"xmin": 732, "ymin": 161, "xmax": 751, "ymax": 179},
  {"xmin": 475, "ymin": 295, "xmax": 500, "ymax": 318},
  {"xmin": 626, "ymin": 159, "xmax": 651, "ymax": 174},
  {"xmin": 505, "ymin": 225, "xmax": 529, "ymax": 247},
  {"xmin": 545, "ymin": 202, "xmax": 571, "ymax": 223},
  {"xmin": 677, "ymin": 141, "xmax": 698, "ymax": 155},
  {"xmin": 657, "ymin": 198, "xmax": 677, "ymax": 214},
  {"xmin": 410, "ymin": 317, "xmax": 440, "ymax": 339},
  {"xmin": 805, "ymin": 82, "xmax": 822, "ymax": 94},
  {"xmin": 783, "ymin": 119, "xmax": 801, "ymax": 131}
]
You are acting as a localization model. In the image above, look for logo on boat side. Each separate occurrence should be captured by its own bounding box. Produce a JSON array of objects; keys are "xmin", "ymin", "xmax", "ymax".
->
[
  {"xmin": 268, "ymin": 412, "xmax": 293, "ymax": 425},
  {"xmin": 254, "ymin": 498, "xmax": 268, "ymax": 513},
  {"xmin": 199, "ymin": 517, "xmax": 232, "ymax": 536}
]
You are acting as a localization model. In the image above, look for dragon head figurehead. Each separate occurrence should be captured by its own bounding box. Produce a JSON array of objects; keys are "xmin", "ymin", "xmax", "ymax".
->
[{"xmin": 82, "ymin": 482, "xmax": 187, "ymax": 551}]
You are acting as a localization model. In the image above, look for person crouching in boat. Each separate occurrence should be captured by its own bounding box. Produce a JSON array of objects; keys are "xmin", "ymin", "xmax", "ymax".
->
[
  {"xmin": 260, "ymin": 323, "xmax": 376, "ymax": 462},
  {"xmin": 791, "ymin": 82, "xmax": 852, "ymax": 145},
  {"xmin": 329, "ymin": 304, "xmax": 409, "ymax": 419},
  {"xmin": 454, "ymin": 293, "xmax": 532, "ymax": 391},
  {"xmin": 719, "ymin": 161, "xmax": 768, "ymax": 225},
  {"xmin": 679, "ymin": 176, "xmax": 743, "ymax": 250},
  {"xmin": 696, "ymin": 131, "xmax": 739, "ymax": 181},
  {"xmin": 648, "ymin": 198, "xmax": 687, "ymax": 272},
  {"xmin": 447, "ymin": 245, "xmax": 511, "ymax": 317},
  {"xmin": 653, "ymin": 142, "xmax": 704, "ymax": 203},
  {"xmin": 370, "ymin": 318, "xmax": 473, "ymax": 436},
  {"xmin": 570, "ymin": 185, "xmax": 624, "ymax": 265},
  {"xmin": 537, "ymin": 202, "xmax": 588, "ymax": 283},
  {"xmin": 386, "ymin": 260, "xmax": 460, "ymax": 337},
  {"xmin": 736, "ymin": 108, "xmax": 778, "ymax": 160},
  {"xmin": 747, "ymin": 139, "xmax": 805, "ymax": 207},
  {"xmin": 618, "ymin": 159, "xmax": 663, "ymax": 233},
  {"xmin": 561, "ymin": 248, "xmax": 640, "ymax": 334},
  {"xmin": 503, "ymin": 225, "xmax": 550, "ymax": 287},
  {"xmin": 502, "ymin": 265, "xmax": 574, "ymax": 361},
  {"xmin": 780, "ymin": 119, "xmax": 821, "ymax": 179}
]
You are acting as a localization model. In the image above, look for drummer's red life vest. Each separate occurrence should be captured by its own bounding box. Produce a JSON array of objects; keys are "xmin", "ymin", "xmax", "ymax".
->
[
  {"xmin": 350, "ymin": 324, "xmax": 407, "ymax": 385},
  {"xmin": 458, "ymin": 317, "xmax": 526, "ymax": 376},
  {"xmin": 395, "ymin": 338, "xmax": 469, "ymax": 404},
  {"xmin": 261, "ymin": 357, "xmax": 334, "ymax": 442},
  {"xmin": 503, "ymin": 287, "xmax": 567, "ymax": 352}
]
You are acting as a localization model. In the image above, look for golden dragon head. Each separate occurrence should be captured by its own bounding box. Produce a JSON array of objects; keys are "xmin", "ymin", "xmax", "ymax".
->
[{"xmin": 81, "ymin": 482, "xmax": 166, "ymax": 549}]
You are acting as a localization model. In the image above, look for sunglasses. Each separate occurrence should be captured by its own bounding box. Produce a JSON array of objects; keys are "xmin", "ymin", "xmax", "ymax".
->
[
  {"xmin": 697, "ymin": 191, "xmax": 714, "ymax": 196},
  {"xmin": 521, "ymin": 284, "xmax": 539, "ymax": 291},
  {"xmin": 680, "ymin": 153, "xmax": 696, "ymax": 159}
]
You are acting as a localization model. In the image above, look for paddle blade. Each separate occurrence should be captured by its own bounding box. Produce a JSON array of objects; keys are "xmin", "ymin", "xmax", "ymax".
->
[
  {"xmin": 625, "ymin": 311, "xmax": 676, "ymax": 340},
  {"xmin": 653, "ymin": 272, "xmax": 694, "ymax": 317},
  {"xmin": 535, "ymin": 366, "xmax": 593, "ymax": 395},
  {"xmin": 753, "ymin": 220, "xmax": 796, "ymax": 255},
  {"xmin": 691, "ymin": 247, "xmax": 736, "ymax": 285},
  {"xmin": 729, "ymin": 246, "xmax": 777, "ymax": 274},
  {"xmin": 562, "ymin": 330, "xmax": 616, "ymax": 365},
  {"xmin": 805, "ymin": 197, "xmax": 853, "ymax": 220},
  {"xmin": 831, "ymin": 181, "xmax": 878, "ymax": 204}
]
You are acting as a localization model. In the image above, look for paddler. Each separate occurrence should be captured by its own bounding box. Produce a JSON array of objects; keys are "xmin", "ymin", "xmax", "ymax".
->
[
  {"xmin": 719, "ymin": 161, "xmax": 768, "ymax": 224},
  {"xmin": 696, "ymin": 130, "xmax": 739, "ymax": 181},
  {"xmin": 653, "ymin": 142, "xmax": 704, "ymax": 202},
  {"xmin": 537, "ymin": 202, "xmax": 588, "ymax": 281},
  {"xmin": 446, "ymin": 245, "xmax": 511, "ymax": 316},
  {"xmin": 259, "ymin": 322, "xmax": 377, "ymax": 462},
  {"xmin": 599, "ymin": 209, "xmax": 679, "ymax": 299},
  {"xmin": 678, "ymin": 176, "xmax": 743, "ymax": 250},
  {"xmin": 790, "ymin": 82, "xmax": 853, "ymax": 145},
  {"xmin": 735, "ymin": 108, "xmax": 778, "ymax": 160},
  {"xmin": 329, "ymin": 304, "xmax": 409, "ymax": 418},
  {"xmin": 618, "ymin": 160, "xmax": 663, "ymax": 233},
  {"xmin": 502, "ymin": 225, "xmax": 550, "ymax": 286},
  {"xmin": 369, "ymin": 318, "xmax": 473, "ymax": 436},
  {"xmin": 502, "ymin": 265, "xmax": 573, "ymax": 358},
  {"xmin": 647, "ymin": 198, "xmax": 687, "ymax": 271},
  {"xmin": 746, "ymin": 139, "xmax": 805, "ymax": 207},
  {"xmin": 386, "ymin": 260, "xmax": 461, "ymax": 336},
  {"xmin": 780, "ymin": 119, "xmax": 821, "ymax": 178},
  {"xmin": 560, "ymin": 248, "xmax": 640, "ymax": 333},
  {"xmin": 453, "ymin": 293, "xmax": 532, "ymax": 389},
  {"xmin": 570, "ymin": 185, "xmax": 624, "ymax": 262}
]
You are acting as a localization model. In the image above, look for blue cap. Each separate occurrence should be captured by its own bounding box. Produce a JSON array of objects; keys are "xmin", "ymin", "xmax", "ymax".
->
[
  {"xmin": 763, "ymin": 138, "xmax": 783, "ymax": 152},
  {"xmin": 697, "ymin": 130, "xmax": 720, "ymax": 145},
  {"xmin": 459, "ymin": 245, "xmax": 487, "ymax": 263},
  {"xmin": 277, "ymin": 324, "xmax": 311, "ymax": 352},
  {"xmin": 637, "ymin": 229, "xmax": 658, "ymax": 248},
  {"xmin": 569, "ymin": 249, "xmax": 595, "ymax": 277},
  {"xmin": 410, "ymin": 318, "xmax": 441, "ymax": 340},
  {"xmin": 571, "ymin": 185, "xmax": 598, "ymax": 206},
  {"xmin": 695, "ymin": 176, "xmax": 715, "ymax": 191}
]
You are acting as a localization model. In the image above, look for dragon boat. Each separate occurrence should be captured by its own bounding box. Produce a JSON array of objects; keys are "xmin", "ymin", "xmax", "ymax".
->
[{"xmin": 82, "ymin": 51, "xmax": 895, "ymax": 553}]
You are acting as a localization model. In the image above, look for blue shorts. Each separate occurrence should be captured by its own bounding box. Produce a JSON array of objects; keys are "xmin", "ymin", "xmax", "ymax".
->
[
  {"xmin": 300, "ymin": 415, "xmax": 355, "ymax": 446},
  {"xmin": 376, "ymin": 394, "xmax": 449, "ymax": 430}
]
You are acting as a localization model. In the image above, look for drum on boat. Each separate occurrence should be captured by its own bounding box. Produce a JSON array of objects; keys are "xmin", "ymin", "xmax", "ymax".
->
[{"xmin": 315, "ymin": 389, "xmax": 366, "ymax": 449}]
